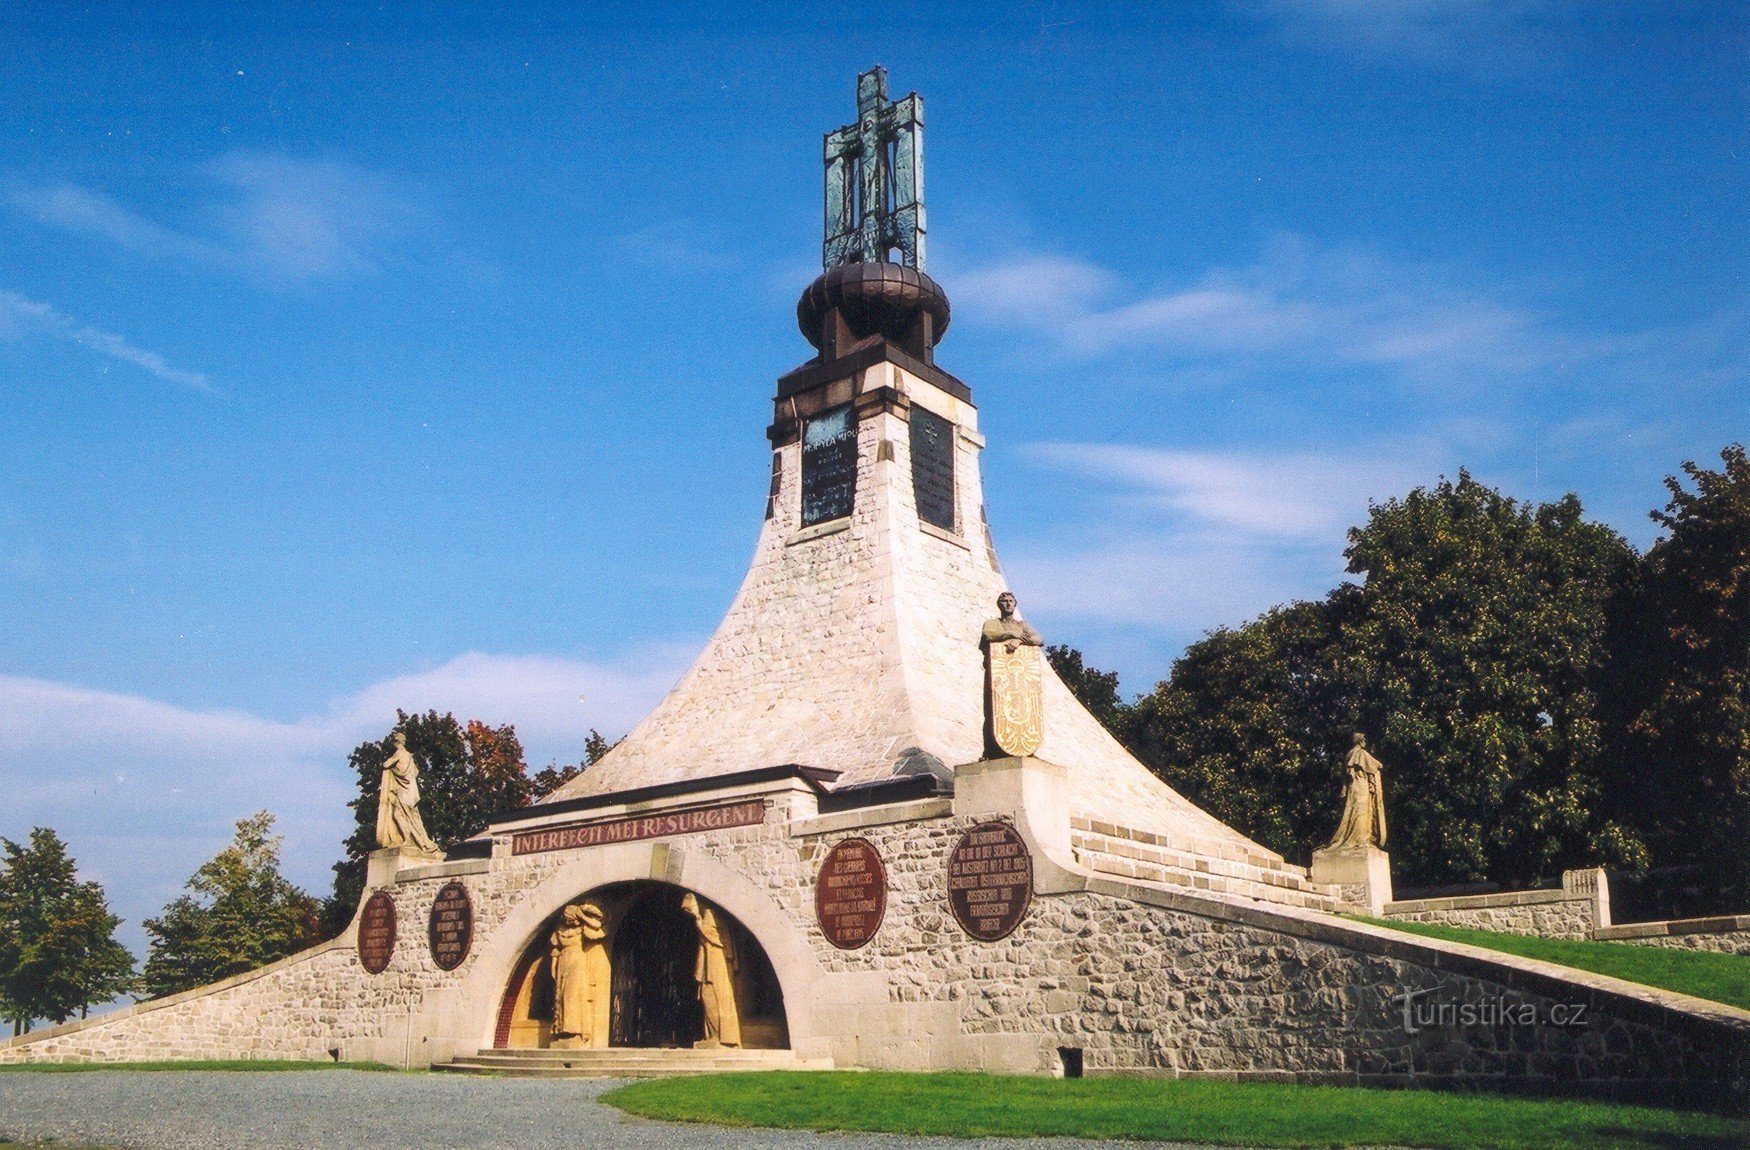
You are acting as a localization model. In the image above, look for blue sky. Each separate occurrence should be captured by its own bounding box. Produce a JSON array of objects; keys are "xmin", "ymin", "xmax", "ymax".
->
[{"xmin": 1, "ymin": 3, "xmax": 1744, "ymax": 955}]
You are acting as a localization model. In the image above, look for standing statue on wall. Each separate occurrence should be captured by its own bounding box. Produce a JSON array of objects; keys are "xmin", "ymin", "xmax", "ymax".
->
[
  {"xmin": 549, "ymin": 901, "xmax": 610, "ymax": 1048},
  {"xmin": 982, "ymin": 591, "xmax": 1044, "ymax": 758},
  {"xmin": 375, "ymin": 731, "xmax": 442, "ymax": 856},
  {"xmin": 1326, "ymin": 732, "xmax": 1388, "ymax": 850},
  {"xmin": 681, "ymin": 892, "xmax": 741, "ymax": 1049}
]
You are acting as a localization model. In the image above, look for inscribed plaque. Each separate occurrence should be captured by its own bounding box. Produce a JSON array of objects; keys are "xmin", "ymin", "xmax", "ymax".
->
[
  {"xmin": 910, "ymin": 407, "xmax": 955, "ymax": 531},
  {"xmin": 946, "ymin": 822, "xmax": 1033, "ymax": 941},
  {"xmin": 358, "ymin": 891, "xmax": 397, "ymax": 974},
  {"xmin": 801, "ymin": 404, "xmax": 856, "ymax": 526},
  {"xmin": 815, "ymin": 838, "xmax": 887, "ymax": 949},
  {"xmin": 428, "ymin": 881, "xmax": 473, "ymax": 971},
  {"xmin": 511, "ymin": 798, "xmax": 767, "ymax": 857},
  {"xmin": 988, "ymin": 641, "xmax": 1044, "ymax": 757}
]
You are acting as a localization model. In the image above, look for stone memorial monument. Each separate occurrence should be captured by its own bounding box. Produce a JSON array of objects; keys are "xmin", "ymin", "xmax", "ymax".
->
[
  {"xmin": 1311, "ymin": 732, "xmax": 1394, "ymax": 913},
  {"xmin": 682, "ymin": 892, "xmax": 741, "ymax": 1049},
  {"xmin": 375, "ymin": 731, "xmax": 442, "ymax": 858},
  {"xmin": 982, "ymin": 591, "xmax": 1044, "ymax": 758},
  {"xmin": 548, "ymin": 901, "xmax": 609, "ymax": 1048},
  {"xmin": 9, "ymin": 66, "xmax": 1746, "ymax": 1112}
]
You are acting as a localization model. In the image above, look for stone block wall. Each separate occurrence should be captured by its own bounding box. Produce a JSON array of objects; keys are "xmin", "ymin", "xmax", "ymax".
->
[
  {"xmin": 1596, "ymin": 916, "xmax": 1750, "ymax": 955},
  {"xmin": 1382, "ymin": 869, "xmax": 1610, "ymax": 941},
  {"xmin": 5, "ymin": 789, "xmax": 1747, "ymax": 1110}
]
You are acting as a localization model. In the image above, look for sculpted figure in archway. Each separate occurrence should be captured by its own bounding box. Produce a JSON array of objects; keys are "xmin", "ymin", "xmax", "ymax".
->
[
  {"xmin": 1326, "ymin": 732, "xmax": 1388, "ymax": 850},
  {"xmin": 375, "ymin": 731, "xmax": 442, "ymax": 856},
  {"xmin": 550, "ymin": 901, "xmax": 610, "ymax": 1047},
  {"xmin": 682, "ymin": 892, "xmax": 741, "ymax": 1049}
]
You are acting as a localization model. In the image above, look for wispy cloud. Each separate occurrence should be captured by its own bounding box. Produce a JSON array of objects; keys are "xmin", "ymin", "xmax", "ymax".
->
[
  {"xmin": 1003, "ymin": 439, "xmax": 1450, "ymax": 651},
  {"xmin": 0, "ymin": 644, "xmax": 694, "ymax": 956},
  {"xmin": 1254, "ymin": 0, "xmax": 1564, "ymax": 76},
  {"xmin": 954, "ymin": 236, "xmax": 1588, "ymax": 386},
  {"xmin": 0, "ymin": 289, "xmax": 210, "ymax": 390},
  {"xmin": 1030, "ymin": 442, "xmax": 1436, "ymax": 540},
  {"xmin": 7, "ymin": 153, "xmax": 423, "ymax": 286}
]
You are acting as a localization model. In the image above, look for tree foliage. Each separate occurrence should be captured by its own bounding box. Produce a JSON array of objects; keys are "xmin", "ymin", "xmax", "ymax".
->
[
  {"xmin": 1127, "ymin": 598, "xmax": 1359, "ymax": 862},
  {"xmin": 1047, "ymin": 645, "xmax": 1125, "ymax": 734},
  {"xmin": 0, "ymin": 828, "xmax": 135, "ymax": 1033},
  {"xmin": 1127, "ymin": 473, "xmax": 1646, "ymax": 888},
  {"xmin": 322, "ymin": 711, "xmax": 538, "ymax": 936},
  {"xmin": 1604, "ymin": 445, "xmax": 1750, "ymax": 905},
  {"xmin": 141, "ymin": 811, "xmax": 317, "ymax": 999}
]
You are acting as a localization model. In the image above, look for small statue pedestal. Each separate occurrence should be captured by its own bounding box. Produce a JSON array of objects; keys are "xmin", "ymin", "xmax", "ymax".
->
[
  {"xmin": 1310, "ymin": 844, "xmax": 1393, "ymax": 915},
  {"xmin": 366, "ymin": 844, "xmax": 444, "ymax": 889}
]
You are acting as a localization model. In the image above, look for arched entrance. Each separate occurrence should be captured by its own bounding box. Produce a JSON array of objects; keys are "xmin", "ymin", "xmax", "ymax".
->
[
  {"xmin": 609, "ymin": 886, "xmax": 701, "ymax": 1047},
  {"xmin": 493, "ymin": 880, "xmax": 790, "ymax": 1051}
]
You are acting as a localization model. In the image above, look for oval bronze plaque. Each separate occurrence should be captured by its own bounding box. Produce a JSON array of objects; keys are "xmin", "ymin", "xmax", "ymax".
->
[
  {"xmin": 358, "ymin": 890, "xmax": 397, "ymax": 974},
  {"xmin": 815, "ymin": 837, "xmax": 887, "ymax": 949},
  {"xmin": 428, "ymin": 881, "xmax": 474, "ymax": 971},
  {"xmin": 947, "ymin": 821, "xmax": 1033, "ymax": 942}
]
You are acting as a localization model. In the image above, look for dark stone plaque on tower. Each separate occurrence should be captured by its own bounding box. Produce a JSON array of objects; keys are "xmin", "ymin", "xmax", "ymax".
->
[
  {"xmin": 947, "ymin": 821, "xmax": 1032, "ymax": 941},
  {"xmin": 358, "ymin": 890, "xmax": 397, "ymax": 974},
  {"xmin": 428, "ymin": 881, "xmax": 474, "ymax": 971},
  {"xmin": 815, "ymin": 838, "xmax": 887, "ymax": 949},
  {"xmin": 910, "ymin": 406, "xmax": 955, "ymax": 530},
  {"xmin": 801, "ymin": 403, "xmax": 857, "ymax": 526}
]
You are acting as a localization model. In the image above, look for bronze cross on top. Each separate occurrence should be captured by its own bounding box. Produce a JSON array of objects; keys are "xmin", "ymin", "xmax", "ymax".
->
[{"xmin": 822, "ymin": 66, "xmax": 925, "ymax": 271}]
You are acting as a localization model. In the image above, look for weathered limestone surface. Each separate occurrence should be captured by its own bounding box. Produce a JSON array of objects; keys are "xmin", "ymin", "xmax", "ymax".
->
[
  {"xmin": 1597, "ymin": 916, "xmax": 1750, "ymax": 955},
  {"xmin": 9, "ymin": 787, "xmax": 1744, "ymax": 1109},
  {"xmin": 1383, "ymin": 869, "xmax": 1611, "ymax": 942},
  {"xmin": 546, "ymin": 365, "xmax": 1296, "ymax": 888}
]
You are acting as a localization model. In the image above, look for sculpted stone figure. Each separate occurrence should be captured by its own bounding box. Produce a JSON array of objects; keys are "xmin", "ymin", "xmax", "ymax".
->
[
  {"xmin": 1327, "ymin": 733, "xmax": 1388, "ymax": 850},
  {"xmin": 681, "ymin": 892, "xmax": 741, "ymax": 1049},
  {"xmin": 981, "ymin": 591, "xmax": 1043, "ymax": 651},
  {"xmin": 549, "ymin": 901, "xmax": 609, "ymax": 1048},
  {"xmin": 375, "ymin": 732, "xmax": 442, "ymax": 855},
  {"xmin": 982, "ymin": 591, "xmax": 1044, "ymax": 758}
]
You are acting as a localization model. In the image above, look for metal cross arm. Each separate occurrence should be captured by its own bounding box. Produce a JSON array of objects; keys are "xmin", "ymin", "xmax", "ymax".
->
[{"xmin": 823, "ymin": 66, "xmax": 926, "ymax": 271}]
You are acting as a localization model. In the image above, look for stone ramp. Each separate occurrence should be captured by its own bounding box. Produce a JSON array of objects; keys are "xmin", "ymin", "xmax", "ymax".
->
[{"xmin": 434, "ymin": 1047, "xmax": 831, "ymax": 1078}]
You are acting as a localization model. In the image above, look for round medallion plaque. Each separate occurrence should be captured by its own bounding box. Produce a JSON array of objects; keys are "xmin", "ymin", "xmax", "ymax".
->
[
  {"xmin": 357, "ymin": 890, "xmax": 397, "ymax": 974},
  {"xmin": 946, "ymin": 821, "xmax": 1033, "ymax": 942},
  {"xmin": 428, "ymin": 881, "xmax": 474, "ymax": 971},
  {"xmin": 815, "ymin": 838, "xmax": 887, "ymax": 949}
]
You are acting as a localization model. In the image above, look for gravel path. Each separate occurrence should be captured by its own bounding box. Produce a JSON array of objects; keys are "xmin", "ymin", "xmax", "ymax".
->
[{"xmin": 0, "ymin": 1071, "xmax": 1221, "ymax": 1150}]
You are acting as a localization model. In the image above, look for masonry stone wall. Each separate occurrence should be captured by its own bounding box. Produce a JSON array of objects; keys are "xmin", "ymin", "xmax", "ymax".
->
[
  {"xmin": 1597, "ymin": 916, "xmax": 1750, "ymax": 956},
  {"xmin": 1382, "ymin": 870, "xmax": 1609, "ymax": 941},
  {"xmin": 5, "ymin": 788, "xmax": 1747, "ymax": 1110}
]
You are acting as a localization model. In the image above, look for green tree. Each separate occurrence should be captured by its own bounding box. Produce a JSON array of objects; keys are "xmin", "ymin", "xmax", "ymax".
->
[
  {"xmin": 529, "ymin": 728, "xmax": 617, "ymax": 799},
  {"xmin": 141, "ymin": 811, "xmax": 319, "ymax": 999},
  {"xmin": 1337, "ymin": 476, "xmax": 1643, "ymax": 887},
  {"xmin": 321, "ymin": 711, "xmax": 536, "ymax": 936},
  {"xmin": 0, "ymin": 829, "xmax": 136, "ymax": 1034},
  {"xmin": 1128, "ymin": 597, "xmax": 1359, "ymax": 862},
  {"xmin": 1130, "ymin": 473, "xmax": 1645, "ymax": 887},
  {"xmin": 1046, "ymin": 645, "xmax": 1129, "ymax": 735},
  {"xmin": 1605, "ymin": 445, "xmax": 1750, "ymax": 905}
]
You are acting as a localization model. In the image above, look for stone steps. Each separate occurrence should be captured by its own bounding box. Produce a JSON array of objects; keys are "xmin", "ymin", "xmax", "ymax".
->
[
  {"xmin": 1073, "ymin": 829, "xmax": 1340, "ymax": 911},
  {"xmin": 433, "ymin": 1047, "xmax": 829, "ymax": 1078}
]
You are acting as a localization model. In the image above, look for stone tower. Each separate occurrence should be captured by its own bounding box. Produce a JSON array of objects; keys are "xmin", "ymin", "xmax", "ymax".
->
[{"xmin": 543, "ymin": 67, "xmax": 1329, "ymax": 908}]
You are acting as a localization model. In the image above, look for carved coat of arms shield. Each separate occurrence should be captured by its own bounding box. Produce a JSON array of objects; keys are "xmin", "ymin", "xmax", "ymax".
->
[{"xmin": 988, "ymin": 643, "xmax": 1044, "ymax": 757}]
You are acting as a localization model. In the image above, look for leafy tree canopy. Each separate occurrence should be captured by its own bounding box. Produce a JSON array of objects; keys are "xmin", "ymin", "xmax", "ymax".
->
[
  {"xmin": 321, "ymin": 711, "xmax": 606, "ymax": 935},
  {"xmin": 1126, "ymin": 472, "xmax": 1647, "ymax": 889},
  {"xmin": 1605, "ymin": 445, "xmax": 1750, "ymax": 904},
  {"xmin": 141, "ymin": 811, "xmax": 318, "ymax": 999},
  {"xmin": 0, "ymin": 828, "xmax": 136, "ymax": 1033}
]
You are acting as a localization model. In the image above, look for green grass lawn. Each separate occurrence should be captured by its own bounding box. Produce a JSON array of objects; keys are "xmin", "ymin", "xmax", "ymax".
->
[
  {"xmin": 1355, "ymin": 916, "xmax": 1750, "ymax": 1011},
  {"xmin": 604, "ymin": 1071, "xmax": 1749, "ymax": 1149},
  {"xmin": 0, "ymin": 1059, "xmax": 397, "ymax": 1073}
]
